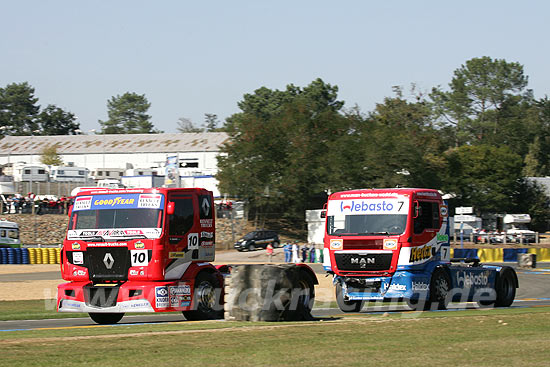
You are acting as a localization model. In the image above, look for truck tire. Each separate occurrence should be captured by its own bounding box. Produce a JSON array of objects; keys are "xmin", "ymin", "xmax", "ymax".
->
[
  {"xmin": 409, "ymin": 268, "xmax": 450, "ymax": 311},
  {"xmin": 88, "ymin": 312, "xmax": 124, "ymax": 324},
  {"xmin": 183, "ymin": 272, "xmax": 224, "ymax": 321},
  {"xmin": 225, "ymin": 264, "xmax": 316, "ymax": 321},
  {"xmin": 495, "ymin": 267, "xmax": 516, "ymax": 307},
  {"xmin": 335, "ymin": 282, "xmax": 363, "ymax": 313}
]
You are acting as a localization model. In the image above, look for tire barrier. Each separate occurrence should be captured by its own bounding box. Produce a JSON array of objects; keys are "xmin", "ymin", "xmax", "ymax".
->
[
  {"xmin": 224, "ymin": 264, "xmax": 316, "ymax": 322},
  {"xmin": 451, "ymin": 248, "xmax": 550, "ymax": 262},
  {"xmin": 0, "ymin": 247, "xmax": 60, "ymax": 264}
]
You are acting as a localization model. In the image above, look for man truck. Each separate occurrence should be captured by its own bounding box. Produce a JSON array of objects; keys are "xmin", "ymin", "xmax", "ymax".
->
[{"xmin": 322, "ymin": 188, "xmax": 518, "ymax": 312}]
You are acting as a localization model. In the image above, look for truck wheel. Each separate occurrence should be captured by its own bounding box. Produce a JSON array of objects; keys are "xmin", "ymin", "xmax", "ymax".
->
[
  {"xmin": 183, "ymin": 272, "xmax": 223, "ymax": 321},
  {"xmin": 335, "ymin": 282, "xmax": 363, "ymax": 313},
  {"xmin": 495, "ymin": 267, "xmax": 516, "ymax": 307},
  {"xmin": 292, "ymin": 270, "xmax": 315, "ymax": 320},
  {"xmin": 88, "ymin": 313, "xmax": 124, "ymax": 324},
  {"xmin": 425, "ymin": 268, "xmax": 451, "ymax": 311}
]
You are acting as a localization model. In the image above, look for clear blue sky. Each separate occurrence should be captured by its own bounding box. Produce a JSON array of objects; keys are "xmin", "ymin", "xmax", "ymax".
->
[{"xmin": 1, "ymin": 1, "xmax": 549, "ymax": 133}]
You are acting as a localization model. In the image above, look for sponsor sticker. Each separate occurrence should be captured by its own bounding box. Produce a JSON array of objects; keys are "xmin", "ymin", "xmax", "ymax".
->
[
  {"xmin": 169, "ymin": 252, "xmax": 186, "ymax": 259},
  {"xmin": 200, "ymin": 219, "xmax": 213, "ymax": 228},
  {"xmin": 134, "ymin": 241, "xmax": 145, "ymax": 249},
  {"xmin": 412, "ymin": 282, "xmax": 429, "ymax": 291},
  {"xmin": 155, "ymin": 286, "xmax": 169, "ymax": 308},
  {"xmin": 409, "ymin": 244, "xmax": 433, "ymax": 263},
  {"xmin": 71, "ymin": 242, "xmax": 81, "ymax": 250},
  {"xmin": 87, "ymin": 242, "xmax": 128, "ymax": 247},
  {"xmin": 383, "ymin": 239, "xmax": 398, "ymax": 250},
  {"xmin": 389, "ymin": 283, "xmax": 406, "ymax": 291},
  {"xmin": 440, "ymin": 205, "xmax": 448, "ymax": 217},
  {"xmin": 74, "ymin": 196, "xmax": 93, "ymax": 211},
  {"xmin": 169, "ymin": 285, "xmax": 191, "ymax": 296},
  {"xmin": 201, "ymin": 241, "xmax": 214, "ymax": 248},
  {"xmin": 72, "ymin": 251, "xmax": 84, "ymax": 265},
  {"xmin": 330, "ymin": 239, "xmax": 343, "ymax": 250},
  {"xmin": 138, "ymin": 194, "xmax": 162, "ymax": 209},
  {"xmin": 201, "ymin": 231, "xmax": 214, "ymax": 239}
]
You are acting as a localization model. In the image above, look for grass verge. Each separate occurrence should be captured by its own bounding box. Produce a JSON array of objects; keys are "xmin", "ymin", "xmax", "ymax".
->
[{"xmin": 1, "ymin": 307, "xmax": 549, "ymax": 366}]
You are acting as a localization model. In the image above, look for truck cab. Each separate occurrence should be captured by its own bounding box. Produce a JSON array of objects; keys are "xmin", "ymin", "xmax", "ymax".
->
[
  {"xmin": 323, "ymin": 188, "xmax": 518, "ymax": 312},
  {"xmin": 57, "ymin": 187, "xmax": 223, "ymax": 324}
]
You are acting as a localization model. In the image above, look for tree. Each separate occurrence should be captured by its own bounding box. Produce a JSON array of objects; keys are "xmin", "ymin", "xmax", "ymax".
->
[
  {"xmin": 217, "ymin": 78, "xmax": 348, "ymax": 222},
  {"xmin": 176, "ymin": 117, "xmax": 202, "ymax": 133},
  {"xmin": 40, "ymin": 144, "xmax": 63, "ymax": 166},
  {"xmin": 99, "ymin": 92, "xmax": 160, "ymax": 134},
  {"xmin": 0, "ymin": 82, "xmax": 40, "ymax": 135},
  {"xmin": 204, "ymin": 113, "xmax": 219, "ymax": 131},
  {"xmin": 441, "ymin": 145, "xmax": 524, "ymax": 213},
  {"xmin": 431, "ymin": 57, "xmax": 529, "ymax": 146},
  {"xmin": 37, "ymin": 105, "xmax": 80, "ymax": 135}
]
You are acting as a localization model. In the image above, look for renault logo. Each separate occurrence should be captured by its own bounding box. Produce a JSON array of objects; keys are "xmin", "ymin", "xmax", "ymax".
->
[{"xmin": 103, "ymin": 253, "xmax": 115, "ymax": 269}]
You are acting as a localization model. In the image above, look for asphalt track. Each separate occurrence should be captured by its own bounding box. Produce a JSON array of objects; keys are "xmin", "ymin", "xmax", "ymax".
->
[{"xmin": 0, "ymin": 262, "xmax": 549, "ymax": 332}]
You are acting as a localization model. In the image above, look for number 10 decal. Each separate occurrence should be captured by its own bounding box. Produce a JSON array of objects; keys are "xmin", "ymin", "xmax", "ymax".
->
[
  {"xmin": 188, "ymin": 233, "xmax": 199, "ymax": 249},
  {"xmin": 130, "ymin": 250, "xmax": 149, "ymax": 266}
]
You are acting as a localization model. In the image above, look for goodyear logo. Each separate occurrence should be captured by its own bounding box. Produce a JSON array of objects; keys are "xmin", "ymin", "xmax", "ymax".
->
[
  {"xmin": 134, "ymin": 241, "xmax": 145, "ymax": 249},
  {"xmin": 71, "ymin": 242, "xmax": 81, "ymax": 250},
  {"xmin": 94, "ymin": 196, "xmax": 135, "ymax": 206},
  {"xmin": 409, "ymin": 245, "xmax": 433, "ymax": 263}
]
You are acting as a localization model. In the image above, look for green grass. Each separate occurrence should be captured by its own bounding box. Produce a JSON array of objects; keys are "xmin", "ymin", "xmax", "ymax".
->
[
  {"xmin": 0, "ymin": 299, "xmax": 88, "ymax": 321},
  {"xmin": 1, "ymin": 307, "xmax": 550, "ymax": 366}
]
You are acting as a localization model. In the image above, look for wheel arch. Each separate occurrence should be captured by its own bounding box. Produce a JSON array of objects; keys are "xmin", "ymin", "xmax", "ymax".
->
[{"xmin": 295, "ymin": 264, "xmax": 319, "ymax": 285}]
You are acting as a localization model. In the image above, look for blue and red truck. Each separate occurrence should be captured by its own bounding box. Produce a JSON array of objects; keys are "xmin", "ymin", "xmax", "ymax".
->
[{"xmin": 322, "ymin": 188, "xmax": 518, "ymax": 311}]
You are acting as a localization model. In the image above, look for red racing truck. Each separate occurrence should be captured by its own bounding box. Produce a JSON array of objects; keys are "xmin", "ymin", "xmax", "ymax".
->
[
  {"xmin": 58, "ymin": 187, "xmax": 318, "ymax": 324},
  {"xmin": 322, "ymin": 188, "xmax": 518, "ymax": 312},
  {"xmin": 58, "ymin": 187, "xmax": 225, "ymax": 324}
]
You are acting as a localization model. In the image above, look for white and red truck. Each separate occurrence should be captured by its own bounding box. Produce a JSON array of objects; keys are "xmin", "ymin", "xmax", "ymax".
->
[
  {"xmin": 57, "ymin": 187, "xmax": 317, "ymax": 324},
  {"xmin": 322, "ymin": 188, "xmax": 518, "ymax": 311}
]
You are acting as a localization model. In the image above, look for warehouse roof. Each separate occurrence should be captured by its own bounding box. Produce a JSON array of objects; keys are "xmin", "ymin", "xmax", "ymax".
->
[{"xmin": 0, "ymin": 132, "xmax": 229, "ymax": 155}]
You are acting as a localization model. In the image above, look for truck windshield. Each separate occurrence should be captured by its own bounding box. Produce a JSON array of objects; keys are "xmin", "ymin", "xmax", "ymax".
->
[
  {"xmin": 327, "ymin": 214, "xmax": 407, "ymax": 236},
  {"xmin": 67, "ymin": 193, "xmax": 165, "ymax": 239},
  {"xmin": 69, "ymin": 208, "xmax": 162, "ymax": 230}
]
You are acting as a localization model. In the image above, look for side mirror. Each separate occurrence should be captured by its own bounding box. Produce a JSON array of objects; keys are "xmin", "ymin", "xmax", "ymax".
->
[
  {"xmin": 167, "ymin": 202, "xmax": 175, "ymax": 215},
  {"xmin": 320, "ymin": 210, "xmax": 326, "ymax": 219}
]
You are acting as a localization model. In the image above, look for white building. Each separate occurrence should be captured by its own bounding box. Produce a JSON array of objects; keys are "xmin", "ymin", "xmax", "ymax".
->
[{"xmin": 0, "ymin": 132, "xmax": 228, "ymax": 195}]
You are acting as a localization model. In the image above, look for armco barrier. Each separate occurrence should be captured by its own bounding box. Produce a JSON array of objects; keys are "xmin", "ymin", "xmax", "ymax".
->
[{"xmin": 451, "ymin": 248, "xmax": 550, "ymax": 262}]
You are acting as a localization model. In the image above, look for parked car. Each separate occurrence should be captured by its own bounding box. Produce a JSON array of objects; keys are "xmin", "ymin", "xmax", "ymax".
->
[{"xmin": 234, "ymin": 230, "xmax": 280, "ymax": 251}]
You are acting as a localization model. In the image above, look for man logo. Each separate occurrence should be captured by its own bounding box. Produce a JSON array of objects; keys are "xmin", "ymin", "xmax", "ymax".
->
[{"xmin": 351, "ymin": 257, "xmax": 375, "ymax": 268}]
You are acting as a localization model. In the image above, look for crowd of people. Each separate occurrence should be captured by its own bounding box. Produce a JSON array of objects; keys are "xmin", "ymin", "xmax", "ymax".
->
[
  {"xmin": 1, "ymin": 193, "xmax": 72, "ymax": 215},
  {"xmin": 280, "ymin": 242, "xmax": 322, "ymax": 263}
]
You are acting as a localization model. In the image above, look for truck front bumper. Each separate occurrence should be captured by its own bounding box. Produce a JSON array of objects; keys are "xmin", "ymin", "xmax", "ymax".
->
[{"xmin": 57, "ymin": 280, "xmax": 194, "ymax": 313}]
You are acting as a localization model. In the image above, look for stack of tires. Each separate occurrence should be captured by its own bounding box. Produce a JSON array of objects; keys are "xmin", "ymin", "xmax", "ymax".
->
[{"xmin": 224, "ymin": 264, "xmax": 316, "ymax": 322}]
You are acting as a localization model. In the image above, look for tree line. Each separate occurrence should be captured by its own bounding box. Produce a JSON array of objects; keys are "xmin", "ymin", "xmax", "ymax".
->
[
  {"xmin": 217, "ymin": 57, "xmax": 550, "ymax": 230},
  {"xmin": 0, "ymin": 85, "xmax": 220, "ymax": 135},
  {"xmin": 2, "ymin": 56, "xmax": 550, "ymax": 228}
]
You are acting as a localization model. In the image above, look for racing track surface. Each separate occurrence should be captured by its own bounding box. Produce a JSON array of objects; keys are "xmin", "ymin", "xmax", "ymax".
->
[{"xmin": 0, "ymin": 254, "xmax": 549, "ymax": 331}]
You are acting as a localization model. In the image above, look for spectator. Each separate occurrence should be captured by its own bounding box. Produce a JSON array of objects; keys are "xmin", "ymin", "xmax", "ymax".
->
[
  {"xmin": 301, "ymin": 244, "xmax": 308, "ymax": 263},
  {"xmin": 266, "ymin": 243, "xmax": 273, "ymax": 262},
  {"xmin": 292, "ymin": 242, "xmax": 300, "ymax": 263},
  {"xmin": 283, "ymin": 242, "xmax": 291, "ymax": 262}
]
